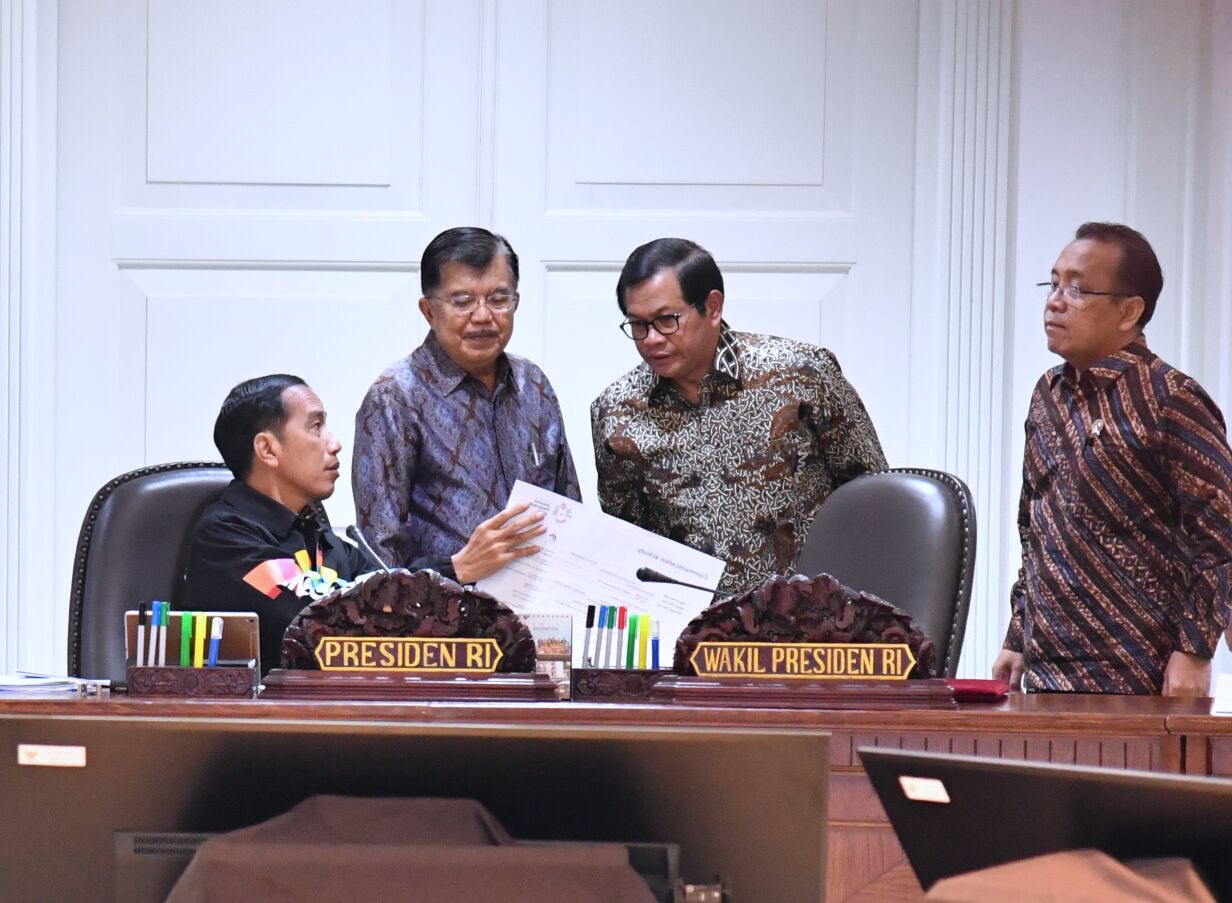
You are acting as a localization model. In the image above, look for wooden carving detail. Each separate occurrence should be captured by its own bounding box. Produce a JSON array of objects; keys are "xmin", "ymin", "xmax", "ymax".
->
[
  {"xmin": 280, "ymin": 569, "xmax": 536, "ymax": 672},
  {"xmin": 571, "ymin": 668, "xmax": 666, "ymax": 702},
  {"xmin": 673, "ymin": 573, "xmax": 938, "ymax": 678},
  {"xmin": 127, "ymin": 665, "xmax": 256, "ymax": 698}
]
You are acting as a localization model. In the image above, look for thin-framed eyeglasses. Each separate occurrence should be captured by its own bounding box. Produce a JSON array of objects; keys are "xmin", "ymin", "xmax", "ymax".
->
[
  {"xmin": 619, "ymin": 311, "xmax": 687, "ymax": 340},
  {"xmin": 1037, "ymin": 281, "xmax": 1131, "ymax": 308},
  {"xmin": 429, "ymin": 291, "xmax": 520, "ymax": 315}
]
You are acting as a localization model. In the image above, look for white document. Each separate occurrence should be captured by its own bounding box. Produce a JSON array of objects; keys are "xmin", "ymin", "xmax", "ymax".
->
[
  {"xmin": 1213, "ymin": 673, "xmax": 1232, "ymax": 715},
  {"xmin": 477, "ymin": 481, "xmax": 726, "ymax": 667}
]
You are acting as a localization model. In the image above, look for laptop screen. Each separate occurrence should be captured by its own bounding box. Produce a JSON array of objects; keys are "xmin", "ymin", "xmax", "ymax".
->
[{"xmin": 859, "ymin": 746, "xmax": 1232, "ymax": 896}]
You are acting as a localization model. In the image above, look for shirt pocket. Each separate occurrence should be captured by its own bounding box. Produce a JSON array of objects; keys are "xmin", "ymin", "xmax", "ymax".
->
[{"xmin": 1075, "ymin": 430, "xmax": 1161, "ymax": 535}]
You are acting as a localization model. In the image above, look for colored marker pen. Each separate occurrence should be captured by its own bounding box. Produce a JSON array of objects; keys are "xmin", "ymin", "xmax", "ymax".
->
[
  {"xmin": 135, "ymin": 602, "xmax": 147, "ymax": 667},
  {"xmin": 638, "ymin": 613, "xmax": 649, "ymax": 669},
  {"xmin": 207, "ymin": 617, "xmax": 223, "ymax": 667},
  {"xmin": 625, "ymin": 611, "xmax": 638, "ymax": 669},
  {"xmin": 157, "ymin": 602, "xmax": 169, "ymax": 667},
  {"xmin": 583, "ymin": 604, "xmax": 596, "ymax": 667},
  {"xmin": 601, "ymin": 605, "xmax": 615, "ymax": 668},
  {"xmin": 595, "ymin": 606, "xmax": 608, "ymax": 668},
  {"xmin": 149, "ymin": 602, "xmax": 159, "ymax": 667},
  {"xmin": 193, "ymin": 612, "xmax": 207, "ymax": 668},
  {"xmin": 617, "ymin": 607, "xmax": 628, "ymax": 669},
  {"xmin": 651, "ymin": 620, "xmax": 660, "ymax": 670},
  {"xmin": 180, "ymin": 609, "xmax": 192, "ymax": 667},
  {"xmin": 148, "ymin": 602, "xmax": 158, "ymax": 667}
]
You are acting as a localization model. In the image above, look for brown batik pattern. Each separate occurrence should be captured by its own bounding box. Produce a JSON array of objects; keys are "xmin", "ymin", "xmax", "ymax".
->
[
  {"xmin": 591, "ymin": 325, "xmax": 887, "ymax": 595},
  {"xmin": 1003, "ymin": 337, "xmax": 1232, "ymax": 694}
]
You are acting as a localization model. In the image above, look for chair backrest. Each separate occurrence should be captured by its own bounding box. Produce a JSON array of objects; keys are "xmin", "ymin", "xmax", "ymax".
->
[
  {"xmin": 68, "ymin": 462, "xmax": 232, "ymax": 680},
  {"xmin": 795, "ymin": 468, "xmax": 976, "ymax": 677}
]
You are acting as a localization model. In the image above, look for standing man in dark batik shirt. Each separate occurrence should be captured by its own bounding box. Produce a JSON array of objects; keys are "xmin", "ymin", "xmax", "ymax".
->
[
  {"xmin": 993, "ymin": 223, "xmax": 1232, "ymax": 696},
  {"xmin": 591, "ymin": 238, "xmax": 887, "ymax": 596},
  {"xmin": 353, "ymin": 227, "xmax": 581, "ymax": 572}
]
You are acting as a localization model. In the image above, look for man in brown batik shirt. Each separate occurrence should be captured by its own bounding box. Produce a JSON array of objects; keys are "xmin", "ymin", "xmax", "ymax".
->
[
  {"xmin": 591, "ymin": 238, "xmax": 887, "ymax": 597},
  {"xmin": 992, "ymin": 223, "xmax": 1232, "ymax": 696}
]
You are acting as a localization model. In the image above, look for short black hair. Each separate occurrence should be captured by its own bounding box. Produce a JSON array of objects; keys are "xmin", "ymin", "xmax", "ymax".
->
[
  {"xmin": 1074, "ymin": 222, "xmax": 1163, "ymax": 329},
  {"xmin": 213, "ymin": 374, "xmax": 306, "ymax": 480},
  {"xmin": 421, "ymin": 227, "xmax": 519, "ymax": 297},
  {"xmin": 616, "ymin": 238, "xmax": 724, "ymax": 315}
]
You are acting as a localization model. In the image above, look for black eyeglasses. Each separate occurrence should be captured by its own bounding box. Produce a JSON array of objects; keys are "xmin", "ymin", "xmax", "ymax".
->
[{"xmin": 619, "ymin": 311, "xmax": 687, "ymax": 340}]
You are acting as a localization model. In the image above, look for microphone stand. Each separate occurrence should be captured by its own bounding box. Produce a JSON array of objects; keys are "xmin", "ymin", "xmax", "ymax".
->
[
  {"xmin": 635, "ymin": 567, "xmax": 721, "ymax": 596},
  {"xmin": 346, "ymin": 525, "xmax": 392, "ymax": 574}
]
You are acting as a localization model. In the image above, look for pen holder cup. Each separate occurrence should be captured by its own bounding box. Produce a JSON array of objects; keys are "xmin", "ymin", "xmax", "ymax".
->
[
  {"xmin": 571, "ymin": 667, "xmax": 666, "ymax": 703},
  {"xmin": 126, "ymin": 664, "xmax": 258, "ymax": 698}
]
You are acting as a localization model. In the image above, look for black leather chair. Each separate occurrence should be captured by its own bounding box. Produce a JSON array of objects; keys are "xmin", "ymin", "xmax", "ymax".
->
[
  {"xmin": 796, "ymin": 468, "xmax": 976, "ymax": 677},
  {"xmin": 67, "ymin": 462, "xmax": 232, "ymax": 681}
]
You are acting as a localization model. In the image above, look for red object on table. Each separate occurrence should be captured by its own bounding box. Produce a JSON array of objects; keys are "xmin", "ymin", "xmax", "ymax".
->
[{"xmin": 946, "ymin": 678, "xmax": 1010, "ymax": 702}]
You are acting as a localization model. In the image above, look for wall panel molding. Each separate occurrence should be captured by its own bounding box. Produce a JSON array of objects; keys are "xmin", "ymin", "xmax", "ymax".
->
[
  {"xmin": 913, "ymin": 0, "xmax": 1014, "ymax": 678},
  {"xmin": 1210, "ymin": 0, "xmax": 1232, "ymax": 414},
  {"xmin": 0, "ymin": 0, "xmax": 22, "ymax": 673},
  {"xmin": 0, "ymin": 0, "xmax": 57, "ymax": 673}
]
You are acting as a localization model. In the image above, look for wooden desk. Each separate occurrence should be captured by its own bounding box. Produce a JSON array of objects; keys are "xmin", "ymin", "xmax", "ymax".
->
[
  {"xmin": 0, "ymin": 692, "xmax": 1210, "ymax": 901},
  {"xmin": 1165, "ymin": 706, "xmax": 1232, "ymax": 777}
]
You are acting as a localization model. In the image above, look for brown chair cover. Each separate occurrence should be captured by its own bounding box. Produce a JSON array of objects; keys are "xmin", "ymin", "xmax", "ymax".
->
[
  {"xmin": 166, "ymin": 795, "xmax": 657, "ymax": 903},
  {"xmin": 924, "ymin": 849, "xmax": 1217, "ymax": 903}
]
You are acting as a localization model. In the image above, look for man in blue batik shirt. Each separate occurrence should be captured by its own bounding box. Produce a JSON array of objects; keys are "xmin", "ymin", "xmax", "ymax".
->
[{"xmin": 352, "ymin": 227, "xmax": 582, "ymax": 571}]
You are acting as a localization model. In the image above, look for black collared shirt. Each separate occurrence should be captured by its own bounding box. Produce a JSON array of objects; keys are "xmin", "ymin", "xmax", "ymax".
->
[{"xmin": 183, "ymin": 480, "xmax": 371, "ymax": 675}]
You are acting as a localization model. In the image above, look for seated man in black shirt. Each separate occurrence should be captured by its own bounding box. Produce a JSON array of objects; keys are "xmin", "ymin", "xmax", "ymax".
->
[{"xmin": 184, "ymin": 374, "xmax": 543, "ymax": 674}]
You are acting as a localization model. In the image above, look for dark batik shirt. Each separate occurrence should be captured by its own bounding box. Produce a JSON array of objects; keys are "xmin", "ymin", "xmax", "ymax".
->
[
  {"xmin": 183, "ymin": 480, "xmax": 369, "ymax": 675},
  {"xmin": 591, "ymin": 324, "xmax": 887, "ymax": 595},
  {"xmin": 352, "ymin": 331, "xmax": 581, "ymax": 568},
  {"xmin": 1004, "ymin": 337, "xmax": 1232, "ymax": 694}
]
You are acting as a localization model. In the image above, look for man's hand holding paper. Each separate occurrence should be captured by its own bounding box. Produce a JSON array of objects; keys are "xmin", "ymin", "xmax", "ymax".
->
[{"xmin": 477, "ymin": 481, "xmax": 726, "ymax": 666}]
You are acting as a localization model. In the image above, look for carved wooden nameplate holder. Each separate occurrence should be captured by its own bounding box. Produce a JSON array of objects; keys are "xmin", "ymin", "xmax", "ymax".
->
[
  {"xmin": 262, "ymin": 569, "xmax": 555, "ymax": 702},
  {"xmin": 574, "ymin": 573, "xmax": 954, "ymax": 709},
  {"xmin": 127, "ymin": 664, "xmax": 258, "ymax": 698},
  {"xmin": 571, "ymin": 668, "xmax": 667, "ymax": 703}
]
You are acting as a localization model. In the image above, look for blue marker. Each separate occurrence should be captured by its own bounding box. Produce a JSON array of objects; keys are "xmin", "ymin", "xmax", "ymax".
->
[
  {"xmin": 149, "ymin": 602, "xmax": 162, "ymax": 667},
  {"xmin": 651, "ymin": 619, "xmax": 660, "ymax": 670},
  {"xmin": 206, "ymin": 616, "xmax": 223, "ymax": 667},
  {"xmin": 594, "ymin": 606, "xmax": 608, "ymax": 668}
]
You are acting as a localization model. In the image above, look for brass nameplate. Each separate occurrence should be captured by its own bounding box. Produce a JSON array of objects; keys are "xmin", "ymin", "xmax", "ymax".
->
[
  {"xmin": 689, "ymin": 642, "xmax": 916, "ymax": 680},
  {"xmin": 314, "ymin": 637, "xmax": 503, "ymax": 673}
]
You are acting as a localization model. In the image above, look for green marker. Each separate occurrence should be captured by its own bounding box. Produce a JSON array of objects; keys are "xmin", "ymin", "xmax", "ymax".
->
[
  {"xmin": 180, "ymin": 610, "xmax": 192, "ymax": 667},
  {"xmin": 625, "ymin": 612, "xmax": 638, "ymax": 668}
]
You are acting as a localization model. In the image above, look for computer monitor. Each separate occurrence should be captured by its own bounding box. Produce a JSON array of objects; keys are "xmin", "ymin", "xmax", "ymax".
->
[
  {"xmin": 0, "ymin": 715, "xmax": 828, "ymax": 901},
  {"xmin": 860, "ymin": 746, "xmax": 1232, "ymax": 896}
]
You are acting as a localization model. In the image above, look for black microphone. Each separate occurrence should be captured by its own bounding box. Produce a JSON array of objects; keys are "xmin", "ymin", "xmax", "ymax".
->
[
  {"xmin": 346, "ymin": 525, "xmax": 392, "ymax": 574},
  {"xmin": 635, "ymin": 567, "xmax": 717, "ymax": 595}
]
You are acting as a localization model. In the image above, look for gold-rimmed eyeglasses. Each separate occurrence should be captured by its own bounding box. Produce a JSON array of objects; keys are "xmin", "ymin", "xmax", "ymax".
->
[{"xmin": 429, "ymin": 291, "xmax": 520, "ymax": 315}]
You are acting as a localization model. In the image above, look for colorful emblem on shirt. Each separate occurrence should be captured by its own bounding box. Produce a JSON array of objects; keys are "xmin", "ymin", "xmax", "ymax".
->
[{"xmin": 243, "ymin": 548, "xmax": 344, "ymax": 601}]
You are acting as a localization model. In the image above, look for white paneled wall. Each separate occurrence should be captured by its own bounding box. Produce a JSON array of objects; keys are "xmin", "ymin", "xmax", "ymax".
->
[{"xmin": 1, "ymin": 0, "xmax": 1228, "ymax": 679}]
